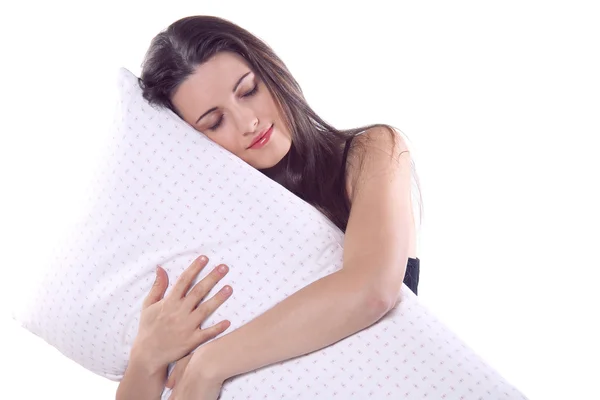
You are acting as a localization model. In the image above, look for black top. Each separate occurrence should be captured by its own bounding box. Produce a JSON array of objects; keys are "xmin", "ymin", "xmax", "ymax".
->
[
  {"xmin": 342, "ymin": 136, "xmax": 421, "ymax": 296},
  {"xmin": 404, "ymin": 257, "xmax": 420, "ymax": 295}
]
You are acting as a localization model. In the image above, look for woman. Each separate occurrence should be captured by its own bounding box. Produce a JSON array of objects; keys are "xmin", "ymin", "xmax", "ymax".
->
[{"xmin": 118, "ymin": 15, "xmax": 423, "ymax": 399}]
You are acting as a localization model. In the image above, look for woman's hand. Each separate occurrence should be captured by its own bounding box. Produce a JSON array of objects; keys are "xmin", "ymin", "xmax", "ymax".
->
[
  {"xmin": 165, "ymin": 353, "xmax": 191, "ymax": 389},
  {"xmin": 169, "ymin": 348, "xmax": 224, "ymax": 400},
  {"xmin": 131, "ymin": 255, "xmax": 233, "ymax": 374}
]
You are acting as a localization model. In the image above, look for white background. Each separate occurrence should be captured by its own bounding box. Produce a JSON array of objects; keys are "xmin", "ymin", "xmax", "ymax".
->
[{"xmin": 1, "ymin": 1, "xmax": 599, "ymax": 399}]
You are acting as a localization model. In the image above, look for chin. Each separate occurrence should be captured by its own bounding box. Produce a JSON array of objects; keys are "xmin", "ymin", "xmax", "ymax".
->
[
  {"xmin": 254, "ymin": 158, "xmax": 282, "ymax": 170},
  {"xmin": 251, "ymin": 151, "xmax": 288, "ymax": 170}
]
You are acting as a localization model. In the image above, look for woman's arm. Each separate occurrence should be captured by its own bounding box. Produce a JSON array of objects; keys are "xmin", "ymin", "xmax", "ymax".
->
[
  {"xmin": 115, "ymin": 345, "xmax": 168, "ymax": 400},
  {"xmin": 190, "ymin": 127, "xmax": 414, "ymax": 382},
  {"xmin": 116, "ymin": 257, "xmax": 233, "ymax": 399}
]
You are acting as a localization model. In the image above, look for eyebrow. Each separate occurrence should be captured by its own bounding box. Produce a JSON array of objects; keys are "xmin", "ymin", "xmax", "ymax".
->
[{"xmin": 195, "ymin": 71, "xmax": 253, "ymax": 124}]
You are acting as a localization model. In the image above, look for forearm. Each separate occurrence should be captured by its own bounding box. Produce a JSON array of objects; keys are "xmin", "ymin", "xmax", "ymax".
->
[
  {"xmin": 198, "ymin": 268, "xmax": 390, "ymax": 381},
  {"xmin": 115, "ymin": 346, "xmax": 168, "ymax": 400}
]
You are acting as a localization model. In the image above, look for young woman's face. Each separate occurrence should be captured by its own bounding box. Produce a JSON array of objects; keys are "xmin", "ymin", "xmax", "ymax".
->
[{"xmin": 171, "ymin": 51, "xmax": 292, "ymax": 169}]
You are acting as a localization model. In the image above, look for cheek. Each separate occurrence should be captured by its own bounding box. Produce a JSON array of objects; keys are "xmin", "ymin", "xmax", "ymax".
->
[
  {"xmin": 204, "ymin": 132, "xmax": 243, "ymax": 156},
  {"xmin": 259, "ymin": 91, "xmax": 279, "ymax": 115}
]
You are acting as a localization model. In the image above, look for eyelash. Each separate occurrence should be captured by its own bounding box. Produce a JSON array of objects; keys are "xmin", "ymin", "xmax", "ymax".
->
[{"xmin": 208, "ymin": 85, "xmax": 259, "ymax": 132}]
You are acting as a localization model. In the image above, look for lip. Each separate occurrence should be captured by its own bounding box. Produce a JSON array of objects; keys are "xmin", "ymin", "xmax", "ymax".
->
[{"xmin": 248, "ymin": 124, "xmax": 274, "ymax": 149}]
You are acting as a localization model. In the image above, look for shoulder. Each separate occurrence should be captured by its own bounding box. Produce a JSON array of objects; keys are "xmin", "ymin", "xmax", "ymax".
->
[{"xmin": 345, "ymin": 126, "xmax": 411, "ymax": 202}]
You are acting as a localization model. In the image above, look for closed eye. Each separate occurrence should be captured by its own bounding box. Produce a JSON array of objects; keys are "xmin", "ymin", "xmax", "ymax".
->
[
  {"xmin": 243, "ymin": 85, "xmax": 258, "ymax": 97},
  {"xmin": 208, "ymin": 116, "xmax": 224, "ymax": 131},
  {"xmin": 207, "ymin": 85, "xmax": 259, "ymax": 132}
]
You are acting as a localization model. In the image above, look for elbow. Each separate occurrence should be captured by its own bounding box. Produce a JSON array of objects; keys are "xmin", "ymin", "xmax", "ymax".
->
[
  {"xmin": 341, "ymin": 267, "xmax": 402, "ymax": 321},
  {"xmin": 361, "ymin": 287, "xmax": 397, "ymax": 321}
]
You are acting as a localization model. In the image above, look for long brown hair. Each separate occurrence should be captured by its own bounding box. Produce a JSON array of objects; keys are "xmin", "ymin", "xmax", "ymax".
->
[{"xmin": 139, "ymin": 15, "xmax": 423, "ymax": 232}]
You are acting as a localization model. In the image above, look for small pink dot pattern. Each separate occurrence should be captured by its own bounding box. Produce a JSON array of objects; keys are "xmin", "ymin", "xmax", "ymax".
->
[{"xmin": 16, "ymin": 69, "xmax": 528, "ymax": 399}]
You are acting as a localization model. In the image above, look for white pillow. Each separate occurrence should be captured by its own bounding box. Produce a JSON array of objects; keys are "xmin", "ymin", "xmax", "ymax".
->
[{"xmin": 15, "ymin": 68, "xmax": 528, "ymax": 399}]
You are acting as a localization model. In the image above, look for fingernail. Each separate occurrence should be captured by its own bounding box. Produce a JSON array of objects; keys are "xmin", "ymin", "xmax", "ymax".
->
[
  {"xmin": 222, "ymin": 285, "xmax": 232, "ymax": 294},
  {"xmin": 218, "ymin": 265, "xmax": 228, "ymax": 273},
  {"xmin": 199, "ymin": 255, "xmax": 208, "ymax": 263}
]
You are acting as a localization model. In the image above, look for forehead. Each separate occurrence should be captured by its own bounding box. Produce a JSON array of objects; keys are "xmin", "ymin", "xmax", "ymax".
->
[
  {"xmin": 195, "ymin": 51, "xmax": 252, "ymax": 82},
  {"xmin": 172, "ymin": 52, "xmax": 253, "ymax": 116}
]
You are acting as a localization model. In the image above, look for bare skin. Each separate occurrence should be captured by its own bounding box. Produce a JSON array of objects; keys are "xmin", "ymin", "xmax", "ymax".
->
[
  {"xmin": 127, "ymin": 51, "xmax": 418, "ymax": 398},
  {"xmin": 171, "ymin": 51, "xmax": 417, "ymax": 259}
]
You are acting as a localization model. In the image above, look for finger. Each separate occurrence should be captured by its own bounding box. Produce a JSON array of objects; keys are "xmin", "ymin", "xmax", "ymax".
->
[
  {"xmin": 191, "ymin": 284, "xmax": 233, "ymax": 322},
  {"xmin": 142, "ymin": 266, "xmax": 169, "ymax": 309},
  {"xmin": 165, "ymin": 354, "xmax": 192, "ymax": 389},
  {"xmin": 183, "ymin": 264, "xmax": 229, "ymax": 310},
  {"xmin": 194, "ymin": 319, "xmax": 231, "ymax": 346},
  {"xmin": 169, "ymin": 255, "xmax": 209, "ymax": 299}
]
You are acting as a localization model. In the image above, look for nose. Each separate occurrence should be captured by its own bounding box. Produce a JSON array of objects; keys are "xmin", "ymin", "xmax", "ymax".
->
[{"xmin": 233, "ymin": 104, "xmax": 259, "ymax": 136}]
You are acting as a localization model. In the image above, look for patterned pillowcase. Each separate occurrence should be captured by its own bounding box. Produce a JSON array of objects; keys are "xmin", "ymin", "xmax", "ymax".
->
[
  {"xmin": 14, "ymin": 67, "xmax": 345, "ymax": 379},
  {"xmin": 14, "ymin": 68, "xmax": 527, "ymax": 400}
]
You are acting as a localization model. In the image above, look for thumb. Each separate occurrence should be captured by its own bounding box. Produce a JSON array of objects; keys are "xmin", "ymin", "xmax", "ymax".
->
[
  {"xmin": 165, "ymin": 354, "xmax": 192, "ymax": 389},
  {"xmin": 142, "ymin": 266, "xmax": 168, "ymax": 309}
]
